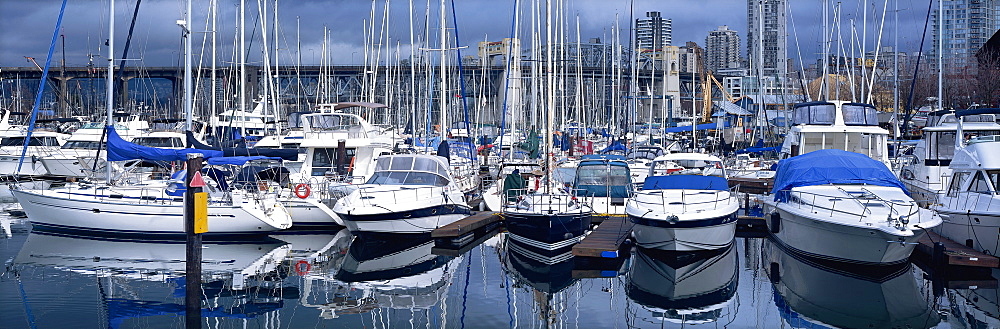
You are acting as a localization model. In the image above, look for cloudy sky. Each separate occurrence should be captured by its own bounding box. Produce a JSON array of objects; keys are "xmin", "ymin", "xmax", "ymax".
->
[{"xmin": 1, "ymin": 0, "xmax": 932, "ymax": 68}]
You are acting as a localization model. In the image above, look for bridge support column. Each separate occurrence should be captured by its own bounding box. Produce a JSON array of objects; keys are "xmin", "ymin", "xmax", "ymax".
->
[
  {"xmin": 119, "ymin": 76, "xmax": 131, "ymax": 110},
  {"xmin": 54, "ymin": 76, "xmax": 72, "ymax": 117}
]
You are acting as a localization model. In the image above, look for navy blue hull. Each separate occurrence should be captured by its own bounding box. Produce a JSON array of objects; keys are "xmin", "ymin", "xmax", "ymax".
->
[{"xmin": 503, "ymin": 213, "xmax": 591, "ymax": 246}]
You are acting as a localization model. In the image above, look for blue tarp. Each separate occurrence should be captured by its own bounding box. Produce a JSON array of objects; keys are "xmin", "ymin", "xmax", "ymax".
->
[
  {"xmin": 599, "ymin": 141, "xmax": 628, "ymax": 154},
  {"xmin": 581, "ymin": 154, "xmax": 626, "ymax": 161},
  {"xmin": 663, "ymin": 121, "xmax": 731, "ymax": 133},
  {"xmin": 771, "ymin": 149, "xmax": 907, "ymax": 202},
  {"xmin": 106, "ymin": 126, "xmax": 223, "ymax": 161},
  {"xmin": 642, "ymin": 175, "xmax": 729, "ymax": 191}
]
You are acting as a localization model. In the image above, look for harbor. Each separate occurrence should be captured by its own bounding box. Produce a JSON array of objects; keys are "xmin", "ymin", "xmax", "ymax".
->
[{"xmin": 4, "ymin": 0, "xmax": 1000, "ymax": 328}]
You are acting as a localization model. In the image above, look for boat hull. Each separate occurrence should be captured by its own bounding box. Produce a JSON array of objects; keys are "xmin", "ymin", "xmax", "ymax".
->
[
  {"xmin": 504, "ymin": 212, "xmax": 591, "ymax": 260},
  {"xmin": 766, "ymin": 205, "xmax": 924, "ymax": 265},
  {"xmin": 630, "ymin": 214, "xmax": 737, "ymax": 251},
  {"xmin": 13, "ymin": 189, "xmax": 290, "ymax": 240},
  {"xmin": 935, "ymin": 209, "xmax": 1000, "ymax": 255},
  {"xmin": 337, "ymin": 204, "xmax": 471, "ymax": 234}
]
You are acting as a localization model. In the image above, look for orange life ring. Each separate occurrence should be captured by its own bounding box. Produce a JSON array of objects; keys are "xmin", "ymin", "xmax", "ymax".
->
[
  {"xmin": 294, "ymin": 183, "xmax": 311, "ymax": 199},
  {"xmin": 294, "ymin": 260, "xmax": 311, "ymax": 276}
]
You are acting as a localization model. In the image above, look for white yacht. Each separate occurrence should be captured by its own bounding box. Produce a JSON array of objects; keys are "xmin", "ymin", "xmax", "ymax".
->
[
  {"xmin": 0, "ymin": 130, "xmax": 68, "ymax": 176},
  {"xmin": 627, "ymin": 153, "xmax": 738, "ymax": 251},
  {"xmin": 333, "ymin": 154, "xmax": 470, "ymax": 234},
  {"xmin": 288, "ymin": 109, "xmax": 394, "ymax": 228},
  {"xmin": 898, "ymin": 110, "xmax": 1000, "ymax": 204},
  {"xmin": 763, "ymin": 149, "xmax": 941, "ymax": 265},
  {"xmin": 780, "ymin": 101, "xmax": 890, "ymax": 165},
  {"xmin": 932, "ymin": 109, "xmax": 1000, "ymax": 255},
  {"xmin": 40, "ymin": 116, "xmax": 149, "ymax": 178}
]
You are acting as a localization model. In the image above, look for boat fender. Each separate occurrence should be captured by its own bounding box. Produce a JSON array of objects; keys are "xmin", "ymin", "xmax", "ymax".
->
[
  {"xmin": 769, "ymin": 212, "xmax": 781, "ymax": 233},
  {"xmin": 294, "ymin": 260, "xmax": 311, "ymax": 276},
  {"xmin": 294, "ymin": 184, "xmax": 311, "ymax": 199}
]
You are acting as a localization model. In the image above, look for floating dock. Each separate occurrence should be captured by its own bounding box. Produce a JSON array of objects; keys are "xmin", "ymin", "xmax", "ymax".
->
[
  {"xmin": 729, "ymin": 176, "xmax": 773, "ymax": 195},
  {"xmin": 432, "ymin": 212, "xmax": 503, "ymax": 248},
  {"xmin": 572, "ymin": 217, "xmax": 635, "ymax": 259},
  {"xmin": 914, "ymin": 231, "xmax": 1000, "ymax": 268}
]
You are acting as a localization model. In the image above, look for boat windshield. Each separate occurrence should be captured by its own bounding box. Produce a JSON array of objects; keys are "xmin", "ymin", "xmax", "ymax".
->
[
  {"xmin": 132, "ymin": 137, "xmax": 183, "ymax": 148},
  {"xmin": 62, "ymin": 141, "xmax": 102, "ymax": 150},
  {"xmin": 573, "ymin": 162, "xmax": 632, "ymax": 198},
  {"xmin": 0, "ymin": 136, "xmax": 60, "ymax": 147},
  {"xmin": 366, "ymin": 171, "xmax": 449, "ymax": 186},
  {"xmin": 651, "ymin": 159, "xmax": 725, "ymax": 177}
]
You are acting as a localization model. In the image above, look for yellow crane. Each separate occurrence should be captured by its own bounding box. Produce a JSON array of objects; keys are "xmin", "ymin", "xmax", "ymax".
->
[{"xmin": 701, "ymin": 70, "xmax": 736, "ymax": 123}]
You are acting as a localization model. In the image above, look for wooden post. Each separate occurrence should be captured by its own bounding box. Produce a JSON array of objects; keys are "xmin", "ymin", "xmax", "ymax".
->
[
  {"xmin": 336, "ymin": 139, "xmax": 347, "ymax": 176},
  {"xmin": 184, "ymin": 153, "xmax": 204, "ymax": 329}
]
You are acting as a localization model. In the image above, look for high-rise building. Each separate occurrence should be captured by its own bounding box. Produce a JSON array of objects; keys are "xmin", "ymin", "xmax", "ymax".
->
[
  {"xmin": 635, "ymin": 11, "xmax": 672, "ymax": 51},
  {"xmin": 746, "ymin": 0, "xmax": 787, "ymax": 78},
  {"xmin": 705, "ymin": 25, "xmax": 741, "ymax": 73},
  {"xmin": 933, "ymin": 0, "xmax": 1000, "ymax": 73},
  {"xmin": 679, "ymin": 42, "xmax": 704, "ymax": 74}
]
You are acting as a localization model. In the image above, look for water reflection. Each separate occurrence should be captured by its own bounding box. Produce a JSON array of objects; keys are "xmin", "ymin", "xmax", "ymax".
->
[
  {"xmin": 500, "ymin": 233, "xmax": 581, "ymax": 328},
  {"xmin": 10, "ymin": 231, "xmax": 298, "ymax": 328},
  {"xmin": 946, "ymin": 270, "xmax": 1000, "ymax": 328},
  {"xmin": 328, "ymin": 233, "xmax": 461, "ymax": 322},
  {"xmin": 762, "ymin": 238, "xmax": 940, "ymax": 328},
  {"xmin": 625, "ymin": 244, "xmax": 738, "ymax": 325}
]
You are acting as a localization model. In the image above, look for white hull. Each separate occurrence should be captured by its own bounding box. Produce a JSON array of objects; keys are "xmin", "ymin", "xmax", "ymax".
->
[
  {"xmin": 285, "ymin": 197, "xmax": 345, "ymax": 227},
  {"xmin": 13, "ymin": 188, "xmax": 292, "ymax": 238},
  {"xmin": 766, "ymin": 204, "xmax": 925, "ymax": 265},
  {"xmin": 935, "ymin": 210, "xmax": 1000, "ymax": 255},
  {"xmin": 632, "ymin": 221, "xmax": 736, "ymax": 251},
  {"xmin": 0, "ymin": 154, "xmax": 48, "ymax": 176},
  {"xmin": 341, "ymin": 211, "xmax": 468, "ymax": 234}
]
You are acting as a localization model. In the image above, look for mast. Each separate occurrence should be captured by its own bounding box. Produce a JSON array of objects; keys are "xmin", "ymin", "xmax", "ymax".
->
[
  {"xmin": 106, "ymin": 0, "xmax": 115, "ymax": 183},
  {"xmin": 211, "ymin": 0, "xmax": 217, "ymax": 130},
  {"xmin": 937, "ymin": 0, "xmax": 943, "ymax": 111},
  {"xmin": 183, "ymin": 0, "xmax": 192, "ymax": 131},
  {"xmin": 239, "ymin": 0, "xmax": 246, "ymax": 115},
  {"xmin": 439, "ymin": 0, "xmax": 448, "ymax": 137},
  {"xmin": 544, "ymin": 0, "xmax": 553, "ymax": 192}
]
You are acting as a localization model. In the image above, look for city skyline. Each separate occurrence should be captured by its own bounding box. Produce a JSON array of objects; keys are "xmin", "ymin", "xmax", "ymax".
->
[{"xmin": 0, "ymin": 0, "xmax": 939, "ymax": 69}]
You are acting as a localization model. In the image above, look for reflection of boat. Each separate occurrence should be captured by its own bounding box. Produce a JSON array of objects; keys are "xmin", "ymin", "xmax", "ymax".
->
[
  {"xmin": 763, "ymin": 238, "xmax": 940, "ymax": 329},
  {"xmin": 625, "ymin": 244, "xmax": 737, "ymax": 324},
  {"xmin": 15, "ymin": 231, "xmax": 291, "ymax": 280},
  {"xmin": 764, "ymin": 149, "xmax": 941, "ymax": 265},
  {"xmin": 500, "ymin": 233, "xmax": 580, "ymax": 328},
  {"xmin": 12, "ymin": 231, "xmax": 296, "ymax": 328},
  {"xmin": 328, "ymin": 234, "xmax": 460, "ymax": 317},
  {"xmin": 948, "ymin": 270, "xmax": 1000, "ymax": 328}
]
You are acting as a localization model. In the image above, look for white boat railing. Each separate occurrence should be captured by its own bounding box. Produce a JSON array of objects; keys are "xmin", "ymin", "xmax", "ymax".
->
[
  {"xmin": 781, "ymin": 186, "xmax": 925, "ymax": 224},
  {"xmin": 501, "ymin": 188, "xmax": 594, "ymax": 215},
  {"xmin": 630, "ymin": 186, "xmax": 739, "ymax": 214},
  {"xmin": 354, "ymin": 185, "xmax": 453, "ymax": 206}
]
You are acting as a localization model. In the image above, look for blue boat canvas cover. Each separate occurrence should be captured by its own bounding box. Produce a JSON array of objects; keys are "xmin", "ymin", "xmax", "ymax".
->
[
  {"xmin": 106, "ymin": 126, "xmax": 223, "ymax": 161},
  {"xmin": 771, "ymin": 149, "xmax": 907, "ymax": 202}
]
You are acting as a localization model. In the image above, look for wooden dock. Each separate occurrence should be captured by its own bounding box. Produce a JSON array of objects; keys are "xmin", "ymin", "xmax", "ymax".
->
[
  {"xmin": 572, "ymin": 217, "xmax": 635, "ymax": 259},
  {"xmin": 729, "ymin": 176, "xmax": 773, "ymax": 195},
  {"xmin": 431, "ymin": 212, "xmax": 503, "ymax": 238},
  {"xmin": 914, "ymin": 231, "xmax": 999, "ymax": 268}
]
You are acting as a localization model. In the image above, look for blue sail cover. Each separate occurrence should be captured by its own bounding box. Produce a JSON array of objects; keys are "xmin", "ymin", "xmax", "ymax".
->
[
  {"xmin": 663, "ymin": 121, "xmax": 731, "ymax": 133},
  {"xmin": 105, "ymin": 126, "xmax": 222, "ymax": 161},
  {"xmin": 771, "ymin": 149, "xmax": 907, "ymax": 202}
]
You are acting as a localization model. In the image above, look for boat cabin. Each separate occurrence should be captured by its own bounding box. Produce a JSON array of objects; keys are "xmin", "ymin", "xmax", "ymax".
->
[
  {"xmin": 781, "ymin": 101, "xmax": 889, "ymax": 164},
  {"xmin": 365, "ymin": 155, "xmax": 452, "ymax": 186}
]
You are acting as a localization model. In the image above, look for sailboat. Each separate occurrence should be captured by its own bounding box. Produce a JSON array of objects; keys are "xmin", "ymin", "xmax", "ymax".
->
[{"xmin": 500, "ymin": 0, "xmax": 593, "ymax": 262}]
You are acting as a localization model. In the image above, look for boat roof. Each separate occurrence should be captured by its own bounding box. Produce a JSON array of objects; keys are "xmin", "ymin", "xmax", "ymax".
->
[{"xmin": 652, "ymin": 153, "xmax": 723, "ymax": 162}]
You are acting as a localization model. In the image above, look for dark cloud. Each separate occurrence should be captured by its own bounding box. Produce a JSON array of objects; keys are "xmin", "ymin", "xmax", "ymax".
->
[{"xmin": 1, "ymin": 0, "xmax": 932, "ymax": 68}]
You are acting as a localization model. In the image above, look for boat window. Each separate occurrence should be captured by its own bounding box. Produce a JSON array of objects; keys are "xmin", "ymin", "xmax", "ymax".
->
[
  {"xmin": 62, "ymin": 141, "xmax": 102, "ymax": 150},
  {"xmin": 310, "ymin": 147, "xmax": 356, "ymax": 176},
  {"xmin": 989, "ymin": 170, "xmax": 1000, "ymax": 195},
  {"xmin": 792, "ymin": 104, "xmax": 835, "ymax": 125},
  {"xmin": 842, "ymin": 104, "xmax": 878, "ymax": 126},
  {"xmin": 967, "ymin": 171, "xmax": 994, "ymax": 194},
  {"xmin": 366, "ymin": 171, "xmax": 448, "ymax": 186},
  {"xmin": 930, "ymin": 132, "xmax": 956, "ymax": 161},
  {"xmin": 948, "ymin": 172, "xmax": 969, "ymax": 197},
  {"xmin": 133, "ymin": 137, "xmax": 182, "ymax": 148},
  {"xmin": 0, "ymin": 136, "xmax": 60, "ymax": 147}
]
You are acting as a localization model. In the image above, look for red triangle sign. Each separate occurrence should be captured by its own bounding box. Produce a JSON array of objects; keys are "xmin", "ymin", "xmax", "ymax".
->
[{"xmin": 190, "ymin": 171, "xmax": 207, "ymax": 187}]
